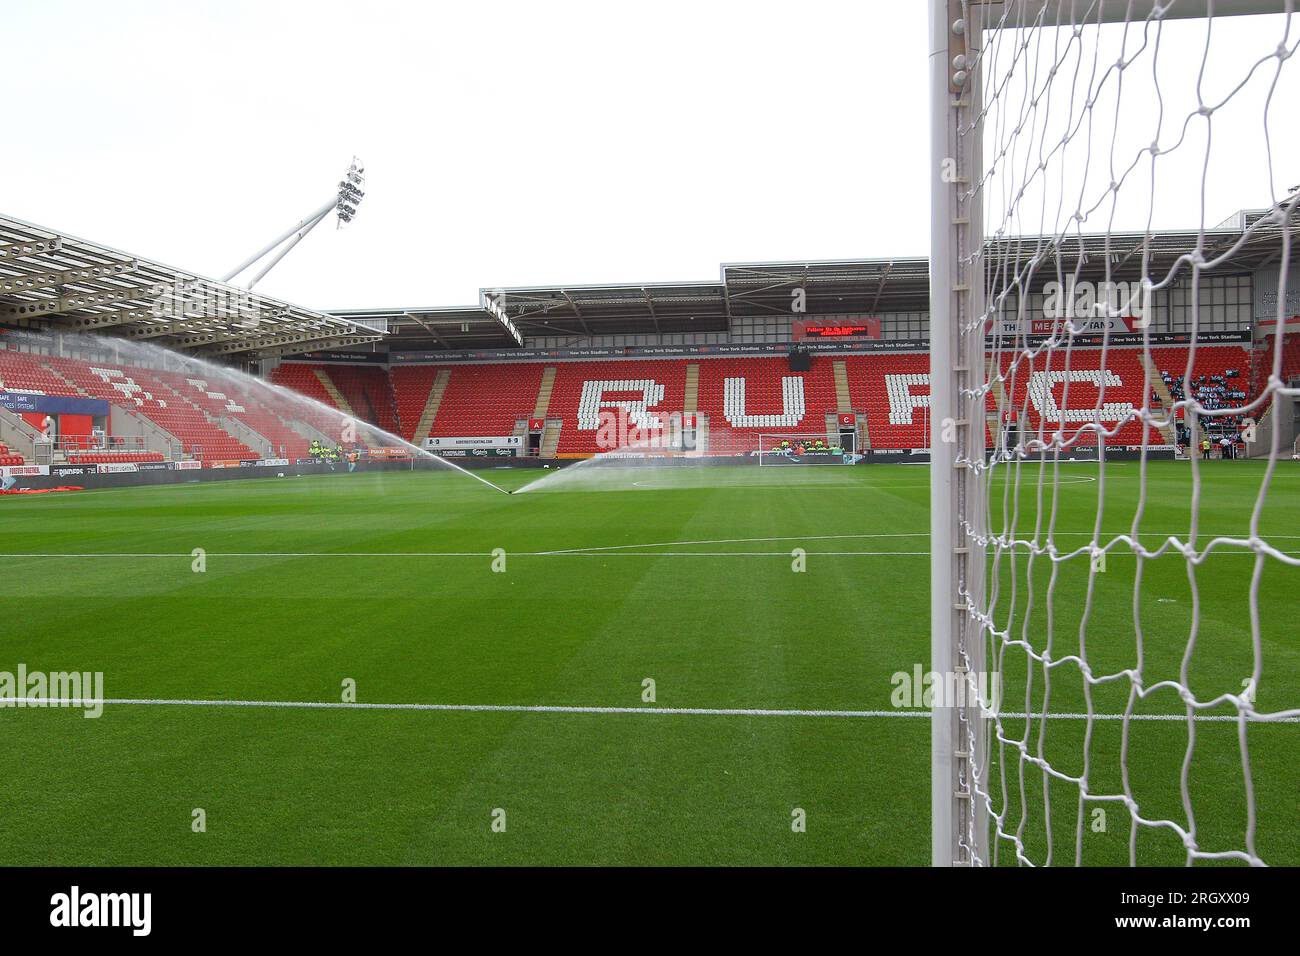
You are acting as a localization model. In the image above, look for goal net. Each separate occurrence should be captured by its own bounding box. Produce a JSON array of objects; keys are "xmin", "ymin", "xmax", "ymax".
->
[
  {"xmin": 930, "ymin": 0, "xmax": 1300, "ymax": 866},
  {"xmin": 756, "ymin": 432, "xmax": 857, "ymax": 464}
]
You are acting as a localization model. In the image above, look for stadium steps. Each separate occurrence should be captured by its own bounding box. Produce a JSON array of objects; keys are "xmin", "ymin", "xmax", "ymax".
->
[
  {"xmin": 314, "ymin": 369, "xmax": 356, "ymax": 419},
  {"xmin": 0, "ymin": 407, "xmax": 39, "ymax": 460},
  {"xmin": 148, "ymin": 378, "xmax": 261, "ymax": 456},
  {"xmin": 284, "ymin": 416, "xmax": 336, "ymax": 452},
  {"xmin": 216, "ymin": 416, "xmax": 273, "ymax": 458},
  {"xmin": 412, "ymin": 369, "xmax": 451, "ymax": 443},
  {"xmin": 683, "ymin": 364, "xmax": 699, "ymax": 414},
  {"xmin": 1242, "ymin": 400, "xmax": 1275, "ymax": 458},
  {"xmin": 532, "ymin": 367, "xmax": 557, "ymax": 418},
  {"xmin": 832, "ymin": 361, "xmax": 852, "ymax": 412},
  {"xmin": 1140, "ymin": 353, "xmax": 1178, "ymax": 446},
  {"xmin": 107, "ymin": 405, "xmax": 185, "ymax": 460},
  {"xmin": 540, "ymin": 419, "xmax": 562, "ymax": 458},
  {"xmin": 824, "ymin": 413, "xmax": 840, "ymax": 448}
]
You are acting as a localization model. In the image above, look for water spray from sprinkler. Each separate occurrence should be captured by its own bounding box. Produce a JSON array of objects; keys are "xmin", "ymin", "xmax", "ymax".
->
[{"xmin": 10, "ymin": 331, "xmax": 514, "ymax": 496}]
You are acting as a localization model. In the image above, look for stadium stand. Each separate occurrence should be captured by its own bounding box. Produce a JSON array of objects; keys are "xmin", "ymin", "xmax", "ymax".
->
[
  {"xmin": 695, "ymin": 357, "xmax": 839, "ymax": 455},
  {"xmin": 0, "ymin": 350, "xmax": 82, "ymax": 396},
  {"xmin": 1256, "ymin": 332, "xmax": 1300, "ymax": 389},
  {"xmin": 5, "ymin": 342, "xmax": 1271, "ymax": 466},
  {"xmin": 323, "ymin": 364, "xmax": 399, "ymax": 435},
  {"xmin": 43, "ymin": 357, "xmax": 257, "ymax": 463},
  {"xmin": 270, "ymin": 362, "xmax": 402, "ymax": 449},
  {"xmin": 546, "ymin": 360, "xmax": 680, "ymax": 455},
  {"xmin": 153, "ymin": 372, "xmax": 310, "ymax": 461},
  {"xmin": 429, "ymin": 362, "xmax": 545, "ymax": 443},
  {"xmin": 268, "ymin": 363, "xmax": 336, "ymax": 411},
  {"xmin": 389, "ymin": 365, "xmax": 441, "ymax": 443},
  {"xmin": 0, "ymin": 442, "xmax": 25, "ymax": 466},
  {"xmin": 845, "ymin": 353, "xmax": 930, "ymax": 449},
  {"xmin": 270, "ymin": 346, "xmax": 1271, "ymax": 454}
]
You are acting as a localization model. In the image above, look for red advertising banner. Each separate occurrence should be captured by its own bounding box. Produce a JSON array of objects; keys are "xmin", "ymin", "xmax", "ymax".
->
[
  {"xmin": 528, "ymin": 418, "xmax": 545, "ymax": 431},
  {"xmin": 837, "ymin": 413, "xmax": 856, "ymax": 426}
]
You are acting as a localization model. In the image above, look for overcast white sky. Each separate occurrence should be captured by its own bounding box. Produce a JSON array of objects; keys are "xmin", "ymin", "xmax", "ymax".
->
[{"xmin": 3, "ymin": 1, "xmax": 1295, "ymax": 312}]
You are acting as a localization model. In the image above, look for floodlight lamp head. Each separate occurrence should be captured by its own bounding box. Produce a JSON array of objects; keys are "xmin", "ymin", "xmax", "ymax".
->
[{"xmin": 336, "ymin": 156, "xmax": 366, "ymax": 226}]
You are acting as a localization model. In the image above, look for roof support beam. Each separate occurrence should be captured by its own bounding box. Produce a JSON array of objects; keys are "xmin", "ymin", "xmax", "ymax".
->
[
  {"xmin": 519, "ymin": 320, "xmax": 584, "ymax": 337},
  {"xmin": 0, "ymin": 260, "xmax": 139, "ymax": 296},
  {"xmin": 869, "ymin": 260, "xmax": 895, "ymax": 314},
  {"xmin": 160, "ymin": 324, "xmax": 298, "ymax": 347},
  {"xmin": 0, "ymin": 236, "xmax": 62, "ymax": 261},
  {"xmin": 117, "ymin": 308, "xmax": 292, "ymax": 340},
  {"xmin": 0, "ymin": 282, "xmax": 166, "ymax": 321},
  {"xmin": 480, "ymin": 291, "xmax": 525, "ymax": 345},
  {"xmin": 198, "ymin": 329, "xmax": 382, "ymax": 357},
  {"xmin": 642, "ymin": 288, "xmax": 661, "ymax": 334},
  {"xmin": 561, "ymin": 290, "xmax": 591, "ymax": 335},
  {"xmin": 60, "ymin": 306, "xmax": 163, "ymax": 332},
  {"xmin": 403, "ymin": 312, "xmax": 449, "ymax": 348}
]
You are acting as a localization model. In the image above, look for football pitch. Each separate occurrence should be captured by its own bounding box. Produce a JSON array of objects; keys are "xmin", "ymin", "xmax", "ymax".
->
[{"xmin": 0, "ymin": 460, "xmax": 1296, "ymax": 866}]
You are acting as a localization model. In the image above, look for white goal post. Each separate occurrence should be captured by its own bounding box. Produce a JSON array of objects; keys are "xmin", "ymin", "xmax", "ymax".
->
[
  {"xmin": 756, "ymin": 432, "xmax": 855, "ymax": 464},
  {"xmin": 929, "ymin": 0, "xmax": 1298, "ymax": 867}
]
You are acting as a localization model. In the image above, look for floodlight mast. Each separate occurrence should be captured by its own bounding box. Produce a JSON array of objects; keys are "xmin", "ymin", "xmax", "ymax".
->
[{"xmin": 223, "ymin": 158, "xmax": 366, "ymax": 289}]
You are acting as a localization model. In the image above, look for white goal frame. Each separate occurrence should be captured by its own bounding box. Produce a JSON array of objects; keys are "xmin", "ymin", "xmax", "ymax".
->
[
  {"xmin": 755, "ymin": 432, "xmax": 853, "ymax": 464},
  {"xmin": 927, "ymin": 0, "xmax": 1290, "ymax": 867}
]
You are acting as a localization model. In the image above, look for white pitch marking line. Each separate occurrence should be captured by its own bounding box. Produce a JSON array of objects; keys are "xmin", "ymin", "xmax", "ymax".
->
[
  {"xmin": 2, "ymin": 531, "xmax": 1298, "ymax": 560},
  {"xmin": 0, "ymin": 551, "xmax": 931, "ymax": 558},
  {"xmin": 623, "ymin": 474, "xmax": 1104, "ymax": 487},
  {"xmin": 540, "ymin": 532, "xmax": 925, "ymax": 555},
  {"xmin": 5, "ymin": 542, "xmax": 1300, "ymax": 559},
  {"xmin": 7, "ymin": 698, "xmax": 1298, "ymax": 722}
]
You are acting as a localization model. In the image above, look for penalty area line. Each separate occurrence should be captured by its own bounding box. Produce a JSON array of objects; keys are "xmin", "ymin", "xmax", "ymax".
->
[{"xmin": 7, "ymin": 698, "xmax": 1297, "ymax": 722}]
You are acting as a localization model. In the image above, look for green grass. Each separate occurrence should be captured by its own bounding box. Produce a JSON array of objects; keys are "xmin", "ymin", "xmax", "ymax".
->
[{"xmin": 0, "ymin": 460, "xmax": 1295, "ymax": 865}]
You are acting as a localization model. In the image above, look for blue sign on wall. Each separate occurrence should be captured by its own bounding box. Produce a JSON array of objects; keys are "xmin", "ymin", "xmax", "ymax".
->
[{"xmin": 0, "ymin": 392, "xmax": 109, "ymax": 416}]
